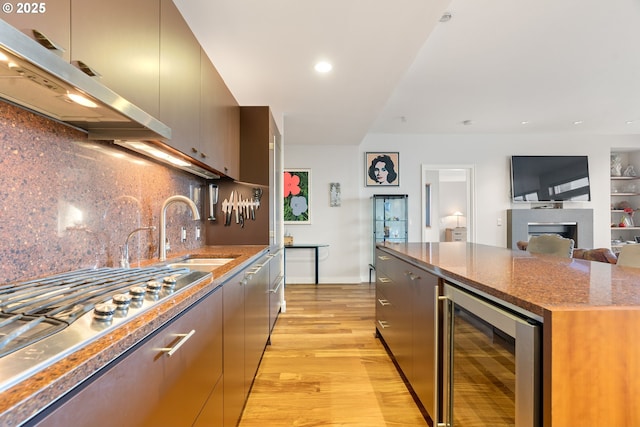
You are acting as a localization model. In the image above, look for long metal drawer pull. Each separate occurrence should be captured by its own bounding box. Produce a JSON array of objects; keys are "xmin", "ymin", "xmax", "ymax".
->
[
  {"xmin": 378, "ymin": 277, "xmax": 391, "ymax": 283},
  {"xmin": 377, "ymin": 255, "xmax": 391, "ymax": 260},
  {"xmin": 270, "ymin": 277, "xmax": 284, "ymax": 293},
  {"xmin": 405, "ymin": 271, "xmax": 421, "ymax": 281},
  {"xmin": 160, "ymin": 330, "xmax": 195, "ymax": 357},
  {"xmin": 378, "ymin": 299, "xmax": 390, "ymax": 306},
  {"xmin": 377, "ymin": 320, "xmax": 390, "ymax": 329}
]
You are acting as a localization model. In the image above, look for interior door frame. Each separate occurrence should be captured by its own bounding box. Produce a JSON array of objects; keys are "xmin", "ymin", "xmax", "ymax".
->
[{"xmin": 421, "ymin": 164, "xmax": 476, "ymax": 243}]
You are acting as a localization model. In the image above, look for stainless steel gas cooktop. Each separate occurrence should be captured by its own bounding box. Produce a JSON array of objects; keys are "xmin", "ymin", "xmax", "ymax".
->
[{"xmin": 0, "ymin": 266, "xmax": 210, "ymax": 392}]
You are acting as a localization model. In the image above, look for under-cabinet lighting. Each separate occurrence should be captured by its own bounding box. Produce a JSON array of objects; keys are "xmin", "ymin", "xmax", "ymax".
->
[
  {"xmin": 114, "ymin": 140, "xmax": 220, "ymax": 179},
  {"xmin": 67, "ymin": 93, "xmax": 98, "ymax": 108}
]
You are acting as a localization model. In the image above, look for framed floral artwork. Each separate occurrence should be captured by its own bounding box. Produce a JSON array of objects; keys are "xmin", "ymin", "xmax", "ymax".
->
[
  {"xmin": 365, "ymin": 152, "xmax": 399, "ymax": 186},
  {"xmin": 284, "ymin": 169, "xmax": 311, "ymax": 224}
]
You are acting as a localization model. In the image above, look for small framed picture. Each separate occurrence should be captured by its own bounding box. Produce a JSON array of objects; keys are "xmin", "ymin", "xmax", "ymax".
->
[
  {"xmin": 365, "ymin": 152, "xmax": 399, "ymax": 186},
  {"xmin": 330, "ymin": 182, "xmax": 341, "ymax": 207},
  {"xmin": 284, "ymin": 169, "xmax": 311, "ymax": 224}
]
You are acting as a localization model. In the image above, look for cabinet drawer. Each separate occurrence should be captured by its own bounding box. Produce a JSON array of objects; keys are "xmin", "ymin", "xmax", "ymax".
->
[
  {"xmin": 375, "ymin": 249, "xmax": 394, "ymax": 275},
  {"xmin": 29, "ymin": 289, "xmax": 223, "ymax": 427}
]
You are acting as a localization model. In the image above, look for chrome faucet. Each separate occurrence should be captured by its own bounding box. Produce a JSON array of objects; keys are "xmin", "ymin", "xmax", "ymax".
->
[
  {"xmin": 159, "ymin": 195, "xmax": 201, "ymax": 261},
  {"xmin": 120, "ymin": 226, "xmax": 156, "ymax": 268}
]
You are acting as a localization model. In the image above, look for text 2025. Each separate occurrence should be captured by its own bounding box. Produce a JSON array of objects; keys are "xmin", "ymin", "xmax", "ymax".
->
[{"xmin": 17, "ymin": 2, "xmax": 46, "ymax": 13}]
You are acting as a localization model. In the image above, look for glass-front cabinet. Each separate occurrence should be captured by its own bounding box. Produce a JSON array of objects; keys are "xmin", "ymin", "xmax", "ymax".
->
[{"xmin": 372, "ymin": 194, "xmax": 408, "ymax": 266}]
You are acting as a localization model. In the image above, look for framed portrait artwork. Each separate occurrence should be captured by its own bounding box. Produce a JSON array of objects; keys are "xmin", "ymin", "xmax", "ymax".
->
[
  {"xmin": 365, "ymin": 152, "xmax": 399, "ymax": 186},
  {"xmin": 284, "ymin": 169, "xmax": 311, "ymax": 224}
]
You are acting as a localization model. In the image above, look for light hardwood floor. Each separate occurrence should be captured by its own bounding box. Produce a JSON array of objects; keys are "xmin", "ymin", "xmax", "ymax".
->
[{"xmin": 238, "ymin": 283, "xmax": 429, "ymax": 427}]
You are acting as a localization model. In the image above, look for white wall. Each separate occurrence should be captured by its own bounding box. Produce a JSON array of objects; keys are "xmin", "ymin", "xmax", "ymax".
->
[
  {"xmin": 284, "ymin": 132, "xmax": 640, "ymax": 283},
  {"xmin": 284, "ymin": 144, "xmax": 362, "ymax": 283}
]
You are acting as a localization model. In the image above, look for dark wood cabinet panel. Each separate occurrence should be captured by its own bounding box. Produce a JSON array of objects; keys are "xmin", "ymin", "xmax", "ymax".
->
[
  {"xmin": 2, "ymin": 0, "xmax": 71, "ymax": 60},
  {"xmin": 194, "ymin": 375, "xmax": 224, "ymax": 427},
  {"xmin": 222, "ymin": 254, "xmax": 271, "ymax": 427},
  {"xmin": 29, "ymin": 287, "xmax": 223, "ymax": 427},
  {"xmin": 201, "ymin": 51, "xmax": 239, "ymax": 179},
  {"xmin": 70, "ymin": 0, "xmax": 160, "ymax": 117},
  {"xmin": 159, "ymin": 0, "xmax": 200, "ymax": 154},
  {"xmin": 375, "ymin": 248, "xmax": 439, "ymax": 423},
  {"xmin": 222, "ymin": 267, "xmax": 246, "ymax": 427},
  {"xmin": 240, "ymin": 106, "xmax": 280, "ymax": 186},
  {"xmin": 244, "ymin": 256, "xmax": 270, "ymax": 392}
]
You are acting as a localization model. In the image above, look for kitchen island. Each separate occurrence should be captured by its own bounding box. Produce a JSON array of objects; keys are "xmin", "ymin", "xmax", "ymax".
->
[
  {"xmin": 378, "ymin": 241, "xmax": 640, "ymax": 427},
  {"xmin": 0, "ymin": 245, "xmax": 268, "ymax": 427}
]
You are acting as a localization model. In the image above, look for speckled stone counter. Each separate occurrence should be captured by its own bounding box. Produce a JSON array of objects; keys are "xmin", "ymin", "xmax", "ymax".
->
[
  {"xmin": 0, "ymin": 245, "xmax": 267, "ymax": 427},
  {"xmin": 378, "ymin": 241, "xmax": 640, "ymax": 426},
  {"xmin": 380, "ymin": 241, "xmax": 640, "ymax": 319}
]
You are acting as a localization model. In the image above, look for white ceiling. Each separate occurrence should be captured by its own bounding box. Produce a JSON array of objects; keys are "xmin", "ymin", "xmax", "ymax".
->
[{"xmin": 173, "ymin": 0, "xmax": 640, "ymax": 145}]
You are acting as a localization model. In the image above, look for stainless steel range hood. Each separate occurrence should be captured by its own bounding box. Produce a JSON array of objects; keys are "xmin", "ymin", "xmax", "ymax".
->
[{"xmin": 0, "ymin": 19, "xmax": 171, "ymax": 141}]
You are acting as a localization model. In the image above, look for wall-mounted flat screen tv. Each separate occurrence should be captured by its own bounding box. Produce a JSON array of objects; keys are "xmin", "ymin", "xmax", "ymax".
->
[{"xmin": 511, "ymin": 155, "xmax": 591, "ymax": 202}]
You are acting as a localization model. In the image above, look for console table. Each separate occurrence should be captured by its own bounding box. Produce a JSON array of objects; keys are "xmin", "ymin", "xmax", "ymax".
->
[{"xmin": 284, "ymin": 244, "xmax": 328, "ymax": 284}]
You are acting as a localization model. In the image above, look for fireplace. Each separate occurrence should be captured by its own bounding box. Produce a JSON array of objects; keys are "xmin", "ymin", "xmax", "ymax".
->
[
  {"xmin": 528, "ymin": 222, "xmax": 577, "ymax": 242},
  {"xmin": 507, "ymin": 209, "xmax": 593, "ymax": 249}
]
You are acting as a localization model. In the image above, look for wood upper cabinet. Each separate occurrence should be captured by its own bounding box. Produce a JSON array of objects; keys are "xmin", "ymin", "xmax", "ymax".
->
[
  {"xmin": 240, "ymin": 106, "xmax": 280, "ymax": 186},
  {"xmin": 201, "ymin": 50, "xmax": 239, "ymax": 179},
  {"xmin": 1, "ymin": 0, "xmax": 71, "ymax": 60},
  {"xmin": 70, "ymin": 0, "xmax": 160, "ymax": 118},
  {"xmin": 6, "ymin": 0, "xmax": 240, "ymax": 180},
  {"xmin": 159, "ymin": 0, "xmax": 200, "ymax": 154}
]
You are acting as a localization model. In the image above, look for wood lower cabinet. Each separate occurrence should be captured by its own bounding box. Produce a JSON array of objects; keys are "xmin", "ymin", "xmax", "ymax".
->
[
  {"xmin": 244, "ymin": 256, "xmax": 270, "ymax": 393},
  {"xmin": 223, "ymin": 254, "xmax": 271, "ymax": 426},
  {"xmin": 375, "ymin": 248, "xmax": 439, "ymax": 423},
  {"xmin": 411, "ymin": 266, "xmax": 439, "ymax": 422},
  {"xmin": 222, "ymin": 266, "xmax": 247, "ymax": 427},
  {"xmin": 27, "ymin": 287, "xmax": 223, "ymax": 427},
  {"xmin": 375, "ymin": 250, "xmax": 413, "ymax": 378},
  {"xmin": 268, "ymin": 248, "xmax": 284, "ymax": 334}
]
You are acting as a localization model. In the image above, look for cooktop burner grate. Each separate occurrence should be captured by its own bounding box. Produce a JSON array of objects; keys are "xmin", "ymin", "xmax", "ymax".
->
[{"xmin": 0, "ymin": 266, "xmax": 196, "ymax": 358}]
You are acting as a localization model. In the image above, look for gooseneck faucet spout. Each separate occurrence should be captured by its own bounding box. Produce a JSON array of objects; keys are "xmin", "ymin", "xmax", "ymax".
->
[
  {"xmin": 121, "ymin": 226, "xmax": 156, "ymax": 268},
  {"xmin": 159, "ymin": 195, "xmax": 201, "ymax": 261}
]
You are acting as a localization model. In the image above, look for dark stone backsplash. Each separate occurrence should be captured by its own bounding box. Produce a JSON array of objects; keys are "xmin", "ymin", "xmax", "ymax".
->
[{"xmin": 0, "ymin": 101, "xmax": 206, "ymax": 284}]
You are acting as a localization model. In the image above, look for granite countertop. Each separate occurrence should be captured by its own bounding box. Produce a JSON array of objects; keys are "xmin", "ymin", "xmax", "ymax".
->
[
  {"xmin": 379, "ymin": 242, "xmax": 640, "ymax": 319},
  {"xmin": 0, "ymin": 245, "xmax": 268, "ymax": 427}
]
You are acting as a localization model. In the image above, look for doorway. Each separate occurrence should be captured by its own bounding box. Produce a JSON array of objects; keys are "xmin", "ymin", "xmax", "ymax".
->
[{"xmin": 421, "ymin": 164, "xmax": 475, "ymax": 243}]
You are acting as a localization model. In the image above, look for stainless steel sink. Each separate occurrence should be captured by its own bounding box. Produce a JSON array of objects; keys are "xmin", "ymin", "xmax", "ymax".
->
[{"xmin": 168, "ymin": 257, "xmax": 235, "ymax": 272}]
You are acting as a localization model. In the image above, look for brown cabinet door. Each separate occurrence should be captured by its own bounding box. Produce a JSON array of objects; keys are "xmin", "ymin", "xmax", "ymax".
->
[
  {"xmin": 1, "ymin": 0, "xmax": 71, "ymax": 60},
  {"xmin": 29, "ymin": 288, "xmax": 223, "ymax": 427},
  {"xmin": 223, "ymin": 268, "xmax": 246, "ymax": 427},
  {"xmin": 411, "ymin": 268, "xmax": 439, "ymax": 422},
  {"xmin": 201, "ymin": 50, "xmax": 239, "ymax": 179},
  {"xmin": 239, "ymin": 106, "xmax": 270, "ymax": 185},
  {"xmin": 244, "ymin": 258, "xmax": 270, "ymax": 391},
  {"xmin": 70, "ymin": 0, "xmax": 160, "ymax": 117},
  {"xmin": 159, "ymin": 0, "xmax": 201, "ymax": 156}
]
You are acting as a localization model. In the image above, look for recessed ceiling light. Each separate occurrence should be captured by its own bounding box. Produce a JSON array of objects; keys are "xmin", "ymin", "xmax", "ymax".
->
[
  {"xmin": 314, "ymin": 61, "xmax": 332, "ymax": 73},
  {"xmin": 521, "ymin": 121, "xmax": 530, "ymax": 125},
  {"xmin": 573, "ymin": 120, "xmax": 583, "ymax": 125},
  {"xmin": 626, "ymin": 120, "xmax": 636, "ymax": 125},
  {"xmin": 462, "ymin": 119, "xmax": 473, "ymax": 126},
  {"xmin": 439, "ymin": 12, "xmax": 452, "ymax": 22}
]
